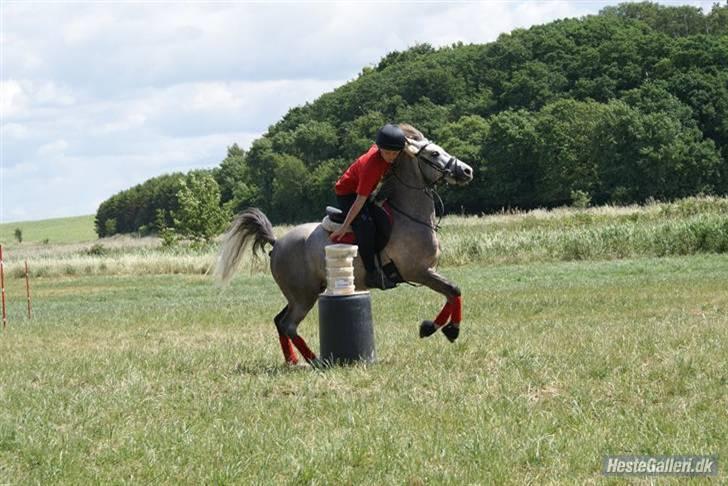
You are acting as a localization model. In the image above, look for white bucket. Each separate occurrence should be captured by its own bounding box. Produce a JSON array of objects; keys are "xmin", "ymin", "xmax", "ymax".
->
[
  {"xmin": 324, "ymin": 244, "xmax": 358, "ymax": 295},
  {"xmin": 326, "ymin": 256, "xmax": 354, "ymax": 268},
  {"xmin": 327, "ymin": 266, "xmax": 355, "ymax": 278},
  {"xmin": 328, "ymin": 276, "xmax": 355, "ymax": 288},
  {"xmin": 325, "ymin": 277, "xmax": 355, "ymax": 295},
  {"xmin": 325, "ymin": 244, "xmax": 358, "ymax": 258},
  {"xmin": 327, "ymin": 287, "xmax": 356, "ymax": 296}
]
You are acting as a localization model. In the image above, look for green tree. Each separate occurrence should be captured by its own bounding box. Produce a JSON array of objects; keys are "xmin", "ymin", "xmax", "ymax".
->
[
  {"xmin": 309, "ymin": 158, "xmax": 350, "ymax": 213},
  {"xmin": 214, "ymin": 144, "xmax": 258, "ymax": 213},
  {"xmin": 104, "ymin": 218, "xmax": 117, "ymax": 237},
  {"xmin": 534, "ymin": 99, "xmax": 604, "ymax": 205},
  {"xmin": 435, "ymin": 115, "xmax": 490, "ymax": 212},
  {"xmin": 395, "ymin": 98, "xmax": 450, "ymax": 137},
  {"xmin": 173, "ymin": 172, "xmax": 231, "ymax": 243},
  {"xmin": 14, "ymin": 228, "xmax": 22, "ymax": 243},
  {"xmin": 270, "ymin": 154, "xmax": 311, "ymax": 223},
  {"xmin": 244, "ymin": 138, "xmax": 277, "ymax": 213},
  {"xmin": 593, "ymin": 99, "xmax": 721, "ymax": 204},
  {"xmin": 341, "ymin": 111, "xmax": 387, "ymax": 159},
  {"xmin": 291, "ymin": 121, "xmax": 340, "ymax": 167},
  {"xmin": 214, "ymin": 144, "xmax": 246, "ymax": 202},
  {"xmin": 481, "ymin": 109, "xmax": 540, "ymax": 210},
  {"xmin": 502, "ymin": 61, "xmax": 568, "ymax": 110}
]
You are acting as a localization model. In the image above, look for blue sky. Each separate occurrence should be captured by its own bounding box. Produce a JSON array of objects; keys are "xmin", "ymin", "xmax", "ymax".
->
[{"xmin": 0, "ymin": 0, "xmax": 718, "ymax": 223}]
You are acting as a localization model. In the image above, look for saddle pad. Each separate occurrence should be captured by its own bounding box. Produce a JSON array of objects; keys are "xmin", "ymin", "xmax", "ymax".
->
[{"xmin": 321, "ymin": 201, "xmax": 393, "ymax": 246}]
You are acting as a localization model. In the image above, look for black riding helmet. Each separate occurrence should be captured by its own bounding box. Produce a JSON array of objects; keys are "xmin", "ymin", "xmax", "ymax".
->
[{"xmin": 375, "ymin": 123, "xmax": 406, "ymax": 151}]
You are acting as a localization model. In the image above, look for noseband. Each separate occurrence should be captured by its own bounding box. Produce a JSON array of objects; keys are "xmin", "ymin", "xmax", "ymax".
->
[{"xmin": 414, "ymin": 142, "xmax": 456, "ymax": 182}]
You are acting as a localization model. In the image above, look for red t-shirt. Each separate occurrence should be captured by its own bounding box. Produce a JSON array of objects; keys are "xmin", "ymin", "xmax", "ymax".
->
[{"xmin": 334, "ymin": 145, "xmax": 391, "ymax": 196}]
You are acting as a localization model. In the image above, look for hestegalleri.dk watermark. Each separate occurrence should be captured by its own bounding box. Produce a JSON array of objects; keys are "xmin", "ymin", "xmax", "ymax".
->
[{"xmin": 603, "ymin": 455, "xmax": 718, "ymax": 476}]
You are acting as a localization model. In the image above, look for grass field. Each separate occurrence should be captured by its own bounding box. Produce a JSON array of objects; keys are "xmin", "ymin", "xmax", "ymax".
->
[
  {"xmin": 0, "ymin": 255, "xmax": 726, "ymax": 483},
  {"xmin": 0, "ymin": 215, "xmax": 97, "ymax": 245},
  {"xmin": 0, "ymin": 199, "xmax": 726, "ymax": 483}
]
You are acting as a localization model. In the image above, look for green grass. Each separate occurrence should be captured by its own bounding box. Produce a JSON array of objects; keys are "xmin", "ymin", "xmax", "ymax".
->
[
  {"xmin": 1, "ymin": 255, "xmax": 726, "ymax": 484},
  {"xmin": 0, "ymin": 215, "xmax": 97, "ymax": 245}
]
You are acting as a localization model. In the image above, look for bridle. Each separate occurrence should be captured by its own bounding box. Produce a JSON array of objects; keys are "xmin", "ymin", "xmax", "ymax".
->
[
  {"xmin": 386, "ymin": 142, "xmax": 454, "ymax": 232},
  {"xmin": 414, "ymin": 142, "xmax": 457, "ymax": 182},
  {"xmin": 392, "ymin": 142, "xmax": 456, "ymax": 191}
]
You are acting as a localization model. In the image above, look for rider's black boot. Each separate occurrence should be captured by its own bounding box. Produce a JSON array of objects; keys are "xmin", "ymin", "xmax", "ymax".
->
[{"xmin": 365, "ymin": 269, "xmax": 397, "ymax": 290}]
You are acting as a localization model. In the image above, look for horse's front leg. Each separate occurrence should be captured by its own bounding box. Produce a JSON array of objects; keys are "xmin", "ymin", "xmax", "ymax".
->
[{"xmin": 412, "ymin": 268, "xmax": 462, "ymax": 342}]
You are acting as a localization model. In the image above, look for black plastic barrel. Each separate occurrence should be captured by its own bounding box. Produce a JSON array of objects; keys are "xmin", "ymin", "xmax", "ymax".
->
[{"xmin": 318, "ymin": 292, "xmax": 376, "ymax": 365}]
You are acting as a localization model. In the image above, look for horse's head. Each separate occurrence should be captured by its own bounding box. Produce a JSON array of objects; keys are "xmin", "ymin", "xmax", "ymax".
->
[{"xmin": 403, "ymin": 138, "xmax": 474, "ymax": 186}]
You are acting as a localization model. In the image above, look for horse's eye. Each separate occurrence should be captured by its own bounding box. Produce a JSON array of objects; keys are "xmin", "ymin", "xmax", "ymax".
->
[{"xmin": 431, "ymin": 151, "xmax": 440, "ymax": 158}]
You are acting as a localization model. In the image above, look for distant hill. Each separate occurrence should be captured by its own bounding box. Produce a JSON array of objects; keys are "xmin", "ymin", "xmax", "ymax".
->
[
  {"xmin": 0, "ymin": 215, "xmax": 97, "ymax": 245},
  {"xmin": 96, "ymin": 1, "xmax": 728, "ymax": 235}
]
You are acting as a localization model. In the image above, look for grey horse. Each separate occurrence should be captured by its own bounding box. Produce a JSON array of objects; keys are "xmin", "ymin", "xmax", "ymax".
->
[{"xmin": 214, "ymin": 125, "xmax": 474, "ymax": 365}]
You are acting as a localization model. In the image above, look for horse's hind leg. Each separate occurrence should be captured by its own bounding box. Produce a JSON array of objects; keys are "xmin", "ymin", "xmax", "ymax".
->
[
  {"xmin": 413, "ymin": 268, "xmax": 462, "ymax": 342},
  {"xmin": 274, "ymin": 306, "xmax": 299, "ymax": 365},
  {"xmin": 275, "ymin": 299, "xmax": 319, "ymax": 364}
]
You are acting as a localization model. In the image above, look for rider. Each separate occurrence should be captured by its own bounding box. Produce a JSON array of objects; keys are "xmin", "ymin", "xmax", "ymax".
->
[{"xmin": 330, "ymin": 123, "xmax": 406, "ymax": 290}]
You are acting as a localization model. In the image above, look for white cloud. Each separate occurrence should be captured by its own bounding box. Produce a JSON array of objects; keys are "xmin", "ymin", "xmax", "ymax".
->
[
  {"xmin": 32, "ymin": 80, "xmax": 76, "ymax": 106},
  {"xmin": 1, "ymin": 123, "xmax": 29, "ymax": 139},
  {"xmin": 98, "ymin": 113, "xmax": 148, "ymax": 134},
  {"xmin": 37, "ymin": 139, "xmax": 69, "ymax": 157},
  {"xmin": 0, "ymin": 80, "xmax": 26, "ymax": 117},
  {"xmin": 62, "ymin": 10, "xmax": 116, "ymax": 45}
]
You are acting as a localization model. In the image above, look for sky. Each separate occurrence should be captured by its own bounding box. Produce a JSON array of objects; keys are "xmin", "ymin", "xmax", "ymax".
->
[{"xmin": 0, "ymin": 0, "xmax": 720, "ymax": 223}]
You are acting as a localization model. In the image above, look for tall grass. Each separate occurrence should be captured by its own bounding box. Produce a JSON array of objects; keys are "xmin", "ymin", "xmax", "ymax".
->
[
  {"xmin": 1, "ymin": 197, "xmax": 726, "ymax": 278},
  {"xmin": 438, "ymin": 197, "xmax": 728, "ymax": 265},
  {"xmin": 440, "ymin": 212, "xmax": 728, "ymax": 266}
]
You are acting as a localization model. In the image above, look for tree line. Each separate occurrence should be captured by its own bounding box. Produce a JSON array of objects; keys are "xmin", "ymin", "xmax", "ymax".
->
[{"xmin": 95, "ymin": 1, "xmax": 728, "ymax": 238}]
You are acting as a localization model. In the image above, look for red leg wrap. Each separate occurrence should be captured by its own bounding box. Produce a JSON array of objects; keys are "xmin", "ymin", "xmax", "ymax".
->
[
  {"xmin": 291, "ymin": 336, "xmax": 317, "ymax": 362},
  {"xmin": 279, "ymin": 335, "xmax": 298, "ymax": 364},
  {"xmin": 434, "ymin": 302, "xmax": 453, "ymax": 327},
  {"xmin": 450, "ymin": 296, "xmax": 462, "ymax": 325}
]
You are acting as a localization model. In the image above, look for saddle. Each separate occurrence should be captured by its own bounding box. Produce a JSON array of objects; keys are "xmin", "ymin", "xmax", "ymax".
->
[
  {"xmin": 322, "ymin": 201, "xmax": 393, "ymax": 249},
  {"xmin": 321, "ymin": 201, "xmax": 404, "ymax": 286}
]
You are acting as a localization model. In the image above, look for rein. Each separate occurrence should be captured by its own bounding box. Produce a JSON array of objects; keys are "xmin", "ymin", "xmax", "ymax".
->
[{"xmin": 387, "ymin": 145, "xmax": 448, "ymax": 232}]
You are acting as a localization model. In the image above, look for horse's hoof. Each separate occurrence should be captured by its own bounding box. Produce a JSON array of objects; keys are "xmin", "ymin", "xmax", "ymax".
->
[
  {"xmin": 442, "ymin": 323, "xmax": 460, "ymax": 342},
  {"xmin": 419, "ymin": 320, "xmax": 438, "ymax": 338}
]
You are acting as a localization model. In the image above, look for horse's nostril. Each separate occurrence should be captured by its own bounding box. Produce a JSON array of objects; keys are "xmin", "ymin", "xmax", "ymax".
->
[{"xmin": 464, "ymin": 167, "xmax": 473, "ymax": 176}]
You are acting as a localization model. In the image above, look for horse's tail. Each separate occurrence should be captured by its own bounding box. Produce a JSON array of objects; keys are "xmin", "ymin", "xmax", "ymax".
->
[{"xmin": 214, "ymin": 208, "xmax": 276, "ymax": 285}]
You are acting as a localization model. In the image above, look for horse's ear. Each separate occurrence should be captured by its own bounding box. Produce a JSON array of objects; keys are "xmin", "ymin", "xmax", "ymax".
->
[{"xmin": 404, "ymin": 138, "xmax": 420, "ymax": 157}]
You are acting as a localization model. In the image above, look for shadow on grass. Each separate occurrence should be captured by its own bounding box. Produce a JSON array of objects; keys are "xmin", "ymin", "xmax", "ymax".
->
[
  {"xmin": 230, "ymin": 357, "xmax": 384, "ymax": 376},
  {"xmin": 230, "ymin": 359, "xmax": 313, "ymax": 377}
]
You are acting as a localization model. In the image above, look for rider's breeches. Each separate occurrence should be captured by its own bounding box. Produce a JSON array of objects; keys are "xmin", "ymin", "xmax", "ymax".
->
[{"xmin": 336, "ymin": 194, "xmax": 377, "ymax": 272}]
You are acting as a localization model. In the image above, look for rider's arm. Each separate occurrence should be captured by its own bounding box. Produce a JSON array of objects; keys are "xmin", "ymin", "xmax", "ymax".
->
[{"xmin": 339, "ymin": 194, "xmax": 368, "ymax": 231}]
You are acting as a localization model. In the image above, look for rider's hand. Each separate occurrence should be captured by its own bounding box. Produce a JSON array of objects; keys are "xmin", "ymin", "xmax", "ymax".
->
[{"xmin": 330, "ymin": 225, "xmax": 350, "ymax": 241}]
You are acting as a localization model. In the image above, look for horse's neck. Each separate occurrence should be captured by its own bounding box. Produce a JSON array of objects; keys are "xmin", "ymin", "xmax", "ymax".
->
[{"xmin": 388, "ymin": 159, "xmax": 435, "ymax": 223}]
